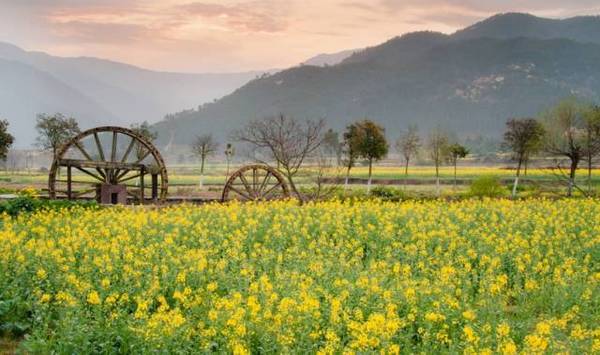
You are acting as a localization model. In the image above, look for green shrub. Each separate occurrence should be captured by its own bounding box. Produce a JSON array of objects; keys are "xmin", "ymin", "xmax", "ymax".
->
[
  {"xmin": 467, "ymin": 176, "xmax": 507, "ymax": 198},
  {"xmin": 370, "ymin": 186, "xmax": 406, "ymax": 201},
  {"xmin": 0, "ymin": 197, "xmax": 98, "ymax": 217}
]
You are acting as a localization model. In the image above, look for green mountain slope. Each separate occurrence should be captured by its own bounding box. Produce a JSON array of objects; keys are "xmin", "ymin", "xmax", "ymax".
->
[{"xmin": 156, "ymin": 24, "xmax": 600, "ymax": 145}]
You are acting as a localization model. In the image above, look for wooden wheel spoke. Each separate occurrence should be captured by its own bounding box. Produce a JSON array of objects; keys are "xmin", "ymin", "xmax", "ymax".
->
[
  {"xmin": 73, "ymin": 188, "xmax": 97, "ymax": 198},
  {"xmin": 252, "ymin": 168, "xmax": 258, "ymax": 191},
  {"xmin": 229, "ymin": 185, "xmax": 253, "ymax": 200},
  {"xmin": 96, "ymin": 168, "xmax": 107, "ymax": 180},
  {"xmin": 93, "ymin": 132, "xmax": 105, "ymax": 161},
  {"xmin": 111, "ymin": 131, "xmax": 118, "ymax": 162},
  {"xmin": 262, "ymin": 182, "xmax": 282, "ymax": 199},
  {"xmin": 74, "ymin": 142, "xmax": 93, "ymax": 161},
  {"xmin": 257, "ymin": 172, "xmax": 272, "ymax": 195},
  {"xmin": 238, "ymin": 174, "xmax": 254, "ymax": 196},
  {"xmin": 134, "ymin": 149, "xmax": 152, "ymax": 164},
  {"xmin": 119, "ymin": 172, "xmax": 142, "ymax": 183},
  {"xmin": 121, "ymin": 136, "xmax": 136, "ymax": 163},
  {"xmin": 115, "ymin": 169, "xmax": 132, "ymax": 181},
  {"xmin": 74, "ymin": 166, "xmax": 105, "ymax": 182}
]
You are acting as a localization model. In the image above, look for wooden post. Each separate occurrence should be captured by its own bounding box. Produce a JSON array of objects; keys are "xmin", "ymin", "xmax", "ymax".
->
[
  {"xmin": 151, "ymin": 174, "xmax": 158, "ymax": 201},
  {"xmin": 140, "ymin": 167, "xmax": 145, "ymax": 203},
  {"xmin": 67, "ymin": 165, "xmax": 72, "ymax": 200}
]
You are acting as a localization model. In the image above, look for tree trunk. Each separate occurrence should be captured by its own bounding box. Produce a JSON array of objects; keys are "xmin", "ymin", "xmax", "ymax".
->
[
  {"xmin": 511, "ymin": 159, "xmax": 522, "ymax": 199},
  {"xmin": 367, "ymin": 158, "xmax": 373, "ymax": 193},
  {"xmin": 567, "ymin": 159, "xmax": 578, "ymax": 197},
  {"xmin": 199, "ymin": 156, "xmax": 205, "ymax": 188},
  {"xmin": 344, "ymin": 166, "xmax": 351, "ymax": 190},
  {"xmin": 453, "ymin": 159, "xmax": 457, "ymax": 190},
  {"xmin": 404, "ymin": 158, "xmax": 409, "ymax": 189},
  {"xmin": 588, "ymin": 154, "xmax": 593, "ymax": 193},
  {"xmin": 435, "ymin": 162, "xmax": 440, "ymax": 197},
  {"xmin": 524, "ymin": 154, "xmax": 529, "ymax": 176},
  {"xmin": 287, "ymin": 174, "xmax": 303, "ymax": 202}
]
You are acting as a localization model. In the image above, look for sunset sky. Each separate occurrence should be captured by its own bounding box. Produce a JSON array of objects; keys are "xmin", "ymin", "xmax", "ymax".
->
[{"xmin": 1, "ymin": 0, "xmax": 599, "ymax": 73}]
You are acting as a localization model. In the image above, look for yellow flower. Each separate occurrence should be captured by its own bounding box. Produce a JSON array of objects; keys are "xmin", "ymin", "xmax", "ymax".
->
[
  {"xmin": 524, "ymin": 334, "xmax": 548, "ymax": 352},
  {"xmin": 424, "ymin": 312, "xmax": 445, "ymax": 323},
  {"xmin": 499, "ymin": 340, "xmax": 517, "ymax": 355},
  {"xmin": 40, "ymin": 293, "xmax": 52, "ymax": 303},
  {"xmin": 463, "ymin": 326, "xmax": 479, "ymax": 343},
  {"xmin": 101, "ymin": 278, "xmax": 110, "ymax": 288},
  {"xmin": 87, "ymin": 291, "xmax": 101, "ymax": 305},
  {"xmin": 36, "ymin": 268, "xmax": 47, "ymax": 280},
  {"xmin": 497, "ymin": 322, "xmax": 510, "ymax": 337},
  {"xmin": 462, "ymin": 310, "xmax": 476, "ymax": 321},
  {"xmin": 535, "ymin": 321, "xmax": 551, "ymax": 336}
]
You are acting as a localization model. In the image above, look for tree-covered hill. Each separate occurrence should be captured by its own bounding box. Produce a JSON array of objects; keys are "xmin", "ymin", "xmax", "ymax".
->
[{"xmin": 155, "ymin": 13, "xmax": 600, "ymax": 145}]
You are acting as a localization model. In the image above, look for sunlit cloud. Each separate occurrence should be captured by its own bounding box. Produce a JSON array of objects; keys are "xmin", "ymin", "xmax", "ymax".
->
[{"xmin": 0, "ymin": 0, "xmax": 598, "ymax": 72}]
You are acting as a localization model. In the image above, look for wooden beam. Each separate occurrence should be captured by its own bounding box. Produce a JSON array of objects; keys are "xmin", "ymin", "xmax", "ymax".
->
[{"xmin": 58, "ymin": 158, "xmax": 144, "ymax": 170}]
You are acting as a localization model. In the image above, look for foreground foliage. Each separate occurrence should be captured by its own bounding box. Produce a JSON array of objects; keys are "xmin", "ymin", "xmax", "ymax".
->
[{"xmin": 0, "ymin": 199, "xmax": 599, "ymax": 353}]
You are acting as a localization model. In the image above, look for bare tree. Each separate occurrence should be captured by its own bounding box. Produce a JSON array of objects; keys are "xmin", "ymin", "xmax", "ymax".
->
[
  {"xmin": 542, "ymin": 99, "xmax": 588, "ymax": 197},
  {"xmin": 233, "ymin": 114, "xmax": 324, "ymax": 200},
  {"xmin": 395, "ymin": 125, "xmax": 420, "ymax": 186},
  {"xmin": 503, "ymin": 118, "xmax": 545, "ymax": 198},
  {"xmin": 428, "ymin": 127, "xmax": 449, "ymax": 196},
  {"xmin": 192, "ymin": 134, "xmax": 219, "ymax": 188},
  {"xmin": 35, "ymin": 113, "xmax": 80, "ymax": 160}
]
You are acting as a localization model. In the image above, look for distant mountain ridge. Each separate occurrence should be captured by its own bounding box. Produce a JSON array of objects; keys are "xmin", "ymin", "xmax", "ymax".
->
[
  {"xmin": 0, "ymin": 42, "xmax": 271, "ymax": 147},
  {"xmin": 156, "ymin": 13, "xmax": 600, "ymax": 146},
  {"xmin": 453, "ymin": 12, "xmax": 600, "ymax": 44},
  {"xmin": 302, "ymin": 49, "xmax": 359, "ymax": 66}
]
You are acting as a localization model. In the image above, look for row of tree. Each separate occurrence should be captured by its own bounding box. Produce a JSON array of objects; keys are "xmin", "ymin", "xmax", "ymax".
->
[
  {"xmin": 233, "ymin": 98, "xmax": 600, "ymax": 199},
  {"xmin": 504, "ymin": 99, "xmax": 600, "ymax": 197},
  {"xmin": 2, "ymin": 97, "xmax": 599, "ymax": 199}
]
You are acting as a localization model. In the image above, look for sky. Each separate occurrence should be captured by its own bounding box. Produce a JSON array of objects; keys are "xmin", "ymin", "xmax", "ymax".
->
[{"xmin": 1, "ymin": 0, "xmax": 600, "ymax": 73}]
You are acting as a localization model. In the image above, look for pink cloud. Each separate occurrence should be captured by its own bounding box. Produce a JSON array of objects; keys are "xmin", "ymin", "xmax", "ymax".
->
[{"xmin": 179, "ymin": 1, "xmax": 289, "ymax": 33}]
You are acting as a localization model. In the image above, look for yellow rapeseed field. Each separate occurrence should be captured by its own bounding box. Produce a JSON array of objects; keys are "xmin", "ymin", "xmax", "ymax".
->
[{"xmin": 1, "ymin": 199, "xmax": 599, "ymax": 353}]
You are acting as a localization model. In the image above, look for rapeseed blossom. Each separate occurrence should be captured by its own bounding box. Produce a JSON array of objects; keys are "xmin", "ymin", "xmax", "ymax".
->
[{"xmin": 0, "ymin": 198, "xmax": 599, "ymax": 353}]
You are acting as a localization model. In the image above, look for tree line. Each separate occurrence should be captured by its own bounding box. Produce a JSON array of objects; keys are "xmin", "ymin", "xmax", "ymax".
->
[{"xmin": 1, "ymin": 97, "xmax": 600, "ymax": 200}]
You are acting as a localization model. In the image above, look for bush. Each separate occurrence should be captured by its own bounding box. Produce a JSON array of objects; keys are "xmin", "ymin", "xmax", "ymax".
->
[
  {"xmin": 468, "ymin": 176, "xmax": 507, "ymax": 198},
  {"xmin": 370, "ymin": 186, "xmax": 406, "ymax": 201},
  {"xmin": 0, "ymin": 197, "xmax": 98, "ymax": 217}
]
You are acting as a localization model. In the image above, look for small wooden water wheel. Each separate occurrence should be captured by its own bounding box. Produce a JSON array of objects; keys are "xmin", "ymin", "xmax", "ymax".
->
[
  {"xmin": 48, "ymin": 126, "xmax": 168, "ymax": 204},
  {"xmin": 222, "ymin": 164, "xmax": 290, "ymax": 202}
]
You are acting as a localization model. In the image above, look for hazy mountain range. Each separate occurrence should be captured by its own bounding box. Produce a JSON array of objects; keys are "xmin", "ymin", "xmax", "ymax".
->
[
  {"xmin": 4, "ymin": 12, "xmax": 600, "ymax": 149},
  {"xmin": 0, "ymin": 42, "xmax": 271, "ymax": 147},
  {"xmin": 153, "ymin": 12, "xmax": 600, "ymax": 146}
]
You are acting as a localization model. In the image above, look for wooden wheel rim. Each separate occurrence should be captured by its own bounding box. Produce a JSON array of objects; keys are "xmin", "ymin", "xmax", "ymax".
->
[
  {"xmin": 221, "ymin": 164, "xmax": 289, "ymax": 202},
  {"xmin": 48, "ymin": 126, "xmax": 168, "ymax": 202}
]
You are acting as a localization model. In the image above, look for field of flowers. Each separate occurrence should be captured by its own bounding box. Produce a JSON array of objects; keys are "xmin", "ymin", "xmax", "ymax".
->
[{"xmin": 1, "ymin": 199, "xmax": 599, "ymax": 353}]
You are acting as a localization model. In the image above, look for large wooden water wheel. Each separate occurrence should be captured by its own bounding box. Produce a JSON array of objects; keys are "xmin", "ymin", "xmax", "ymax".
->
[
  {"xmin": 48, "ymin": 126, "xmax": 168, "ymax": 203},
  {"xmin": 222, "ymin": 165, "xmax": 290, "ymax": 202}
]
